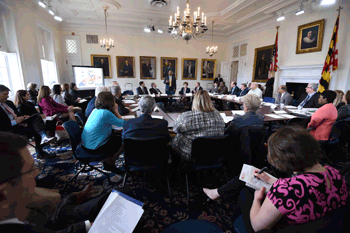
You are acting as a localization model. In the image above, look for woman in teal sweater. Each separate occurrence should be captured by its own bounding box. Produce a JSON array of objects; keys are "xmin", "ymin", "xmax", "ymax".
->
[{"xmin": 82, "ymin": 92, "xmax": 124, "ymax": 173}]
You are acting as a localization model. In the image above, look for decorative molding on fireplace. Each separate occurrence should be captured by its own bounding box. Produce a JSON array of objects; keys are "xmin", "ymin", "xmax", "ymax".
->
[{"xmin": 279, "ymin": 64, "xmax": 323, "ymax": 85}]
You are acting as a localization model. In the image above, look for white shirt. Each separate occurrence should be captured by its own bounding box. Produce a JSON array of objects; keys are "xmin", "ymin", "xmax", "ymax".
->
[{"xmin": 248, "ymin": 88, "xmax": 262, "ymax": 99}]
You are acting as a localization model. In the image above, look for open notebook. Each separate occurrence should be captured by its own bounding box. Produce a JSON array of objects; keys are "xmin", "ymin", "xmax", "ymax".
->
[
  {"xmin": 88, "ymin": 189, "xmax": 144, "ymax": 233},
  {"xmin": 239, "ymin": 164, "xmax": 277, "ymax": 193}
]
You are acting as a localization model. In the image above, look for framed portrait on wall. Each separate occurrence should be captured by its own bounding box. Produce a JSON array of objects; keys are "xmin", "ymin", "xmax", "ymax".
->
[
  {"xmin": 296, "ymin": 19, "xmax": 324, "ymax": 54},
  {"xmin": 161, "ymin": 57, "xmax": 177, "ymax": 80},
  {"xmin": 140, "ymin": 56, "xmax": 156, "ymax": 79},
  {"xmin": 201, "ymin": 59, "xmax": 216, "ymax": 80},
  {"xmin": 182, "ymin": 58, "xmax": 197, "ymax": 80},
  {"xmin": 116, "ymin": 56, "xmax": 135, "ymax": 78},
  {"xmin": 91, "ymin": 54, "xmax": 111, "ymax": 78},
  {"xmin": 252, "ymin": 45, "xmax": 274, "ymax": 83}
]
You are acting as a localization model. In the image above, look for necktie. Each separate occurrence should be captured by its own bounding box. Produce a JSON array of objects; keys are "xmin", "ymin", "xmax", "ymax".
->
[
  {"xmin": 2, "ymin": 103, "xmax": 17, "ymax": 118},
  {"xmin": 169, "ymin": 76, "xmax": 172, "ymax": 87},
  {"xmin": 300, "ymin": 95, "xmax": 311, "ymax": 108}
]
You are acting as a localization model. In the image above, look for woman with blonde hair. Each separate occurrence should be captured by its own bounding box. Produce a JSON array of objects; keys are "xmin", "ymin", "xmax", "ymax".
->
[
  {"xmin": 171, "ymin": 90, "xmax": 225, "ymax": 161},
  {"xmin": 27, "ymin": 82, "xmax": 38, "ymax": 104},
  {"xmin": 333, "ymin": 90, "xmax": 345, "ymax": 110},
  {"xmin": 38, "ymin": 86, "xmax": 76, "ymax": 122}
]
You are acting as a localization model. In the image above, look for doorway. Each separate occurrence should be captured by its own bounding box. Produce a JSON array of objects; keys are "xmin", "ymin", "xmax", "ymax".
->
[{"xmin": 230, "ymin": 61, "xmax": 239, "ymax": 85}]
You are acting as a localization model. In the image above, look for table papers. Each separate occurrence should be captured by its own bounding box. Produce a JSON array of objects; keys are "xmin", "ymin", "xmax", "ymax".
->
[
  {"xmin": 185, "ymin": 93, "xmax": 193, "ymax": 97},
  {"xmin": 124, "ymin": 100, "xmax": 136, "ymax": 104},
  {"xmin": 232, "ymin": 110, "xmax": 245, "ymax": 116},
  {"xmin": 160, "ymin": 94, "xmax": 168, "ymax": 96},
  {"xmin": 131, "ymin": 107, "xmax": 139, "ymax": 112},
  {"xmin": 79, "ymin": 99, "xmax": 87, "ymax": 103},
  {"xmin": 264, "ymin": 114, "xmax": 285, "ymax": 119},
  {"xmin": 122, "ymin": 115, "xmax": 135, "ymax": 119},
  {"xmin": 278, "ymin": 114, "xmax": 297, "ymax": 119},
  {"xmin": 130, "ymin": 103, "xmax": 139, "ymax": 107},
  {"xmin": 112, "ymin": 125, "xmax": 123, "ymax": 130},
  {"xmin": 151, "ymin": 115, "xmax": 164, "ymax": 119},
  {"xmin": 274, "ymin": 110, "xmax": 286, "ymax": 114},
  {"xmin": 284, "ymin": 105, "xmax": 297, "ymax": 109}
]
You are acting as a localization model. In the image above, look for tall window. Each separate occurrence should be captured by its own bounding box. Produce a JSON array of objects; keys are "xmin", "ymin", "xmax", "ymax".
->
[
  {"xmin": 0, "ymin": 52, "xmax": 23, "ymax": 97},
  {"xmin": 37, "ymin": 26, "xmax": 58, "ymax": 86}
]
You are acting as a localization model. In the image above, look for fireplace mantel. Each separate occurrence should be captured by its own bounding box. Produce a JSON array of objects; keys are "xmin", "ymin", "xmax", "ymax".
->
[{"xmin": 278, "ymin": 65, "xmax": 323, "ymax": 85}]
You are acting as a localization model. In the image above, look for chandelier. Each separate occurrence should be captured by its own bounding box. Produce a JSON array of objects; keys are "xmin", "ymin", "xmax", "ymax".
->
[
  {"xmin": 168, "ymin": 0, "xmax": 208, "ymax": 43},
  {"xmin": 206, "ymin": 20, "xmax": 217, "ymax": 57},
  {"xmin": 100, "ymin": 6, "xmax": 114, "ymax": 51}
]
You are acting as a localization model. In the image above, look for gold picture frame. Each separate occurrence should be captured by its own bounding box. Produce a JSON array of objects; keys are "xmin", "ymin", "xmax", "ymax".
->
[
  {"xmin": 182, "ymin": 58, "xmax": 197, "ymax": 80},
  {"xmin": 116, "ymin": 56, "xmax": 135, "ymax": 78},
  {"xmin": 161, "ymin": 57, "xmax": 177, "ymax": 80},
  {"xmin": 252, "ymin": 45, "xmax": 274, "ymax": 83},
  {"xmin": 296, "ymin": 19, "xmax": 324, "ymax": 54},
  {"xmin": 91, "ymin": 54, "xmax": 111, "ymax": 78},
  {"xmin": 201, "ymin": 59, "xmax": 216, "ymax": 80},
  {"xmin": 140, "ymin": 56, "xmax": 156, "ymax": 79}
]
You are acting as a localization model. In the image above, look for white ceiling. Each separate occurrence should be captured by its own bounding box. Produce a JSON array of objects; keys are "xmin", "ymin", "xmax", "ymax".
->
[{"xmin": 23, "ymin": 0, "xmax": 336, "ymax": 39}]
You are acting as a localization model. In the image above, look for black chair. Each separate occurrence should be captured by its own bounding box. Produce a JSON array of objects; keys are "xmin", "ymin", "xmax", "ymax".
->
[
  {"xmin": 122, "ymin": 137, "xmax": 172, "ymax": 200},
  {"xmin": 286, "ymin": 116, "xmax": 311, "ymax": 128},
  {"xmin": 227, "ymin": 125, "xmax": 268, "ymax": 177},
  {"xmin": 62, "ymin": 121, "xmax": 115, "ymax": 190},
  {"xmin": 184, "ymin": 135, "xmax": 231, "ymax": 207},
  {"xmin": 75, "ymin": 112, "xmax": 87, "ymax": 126}
]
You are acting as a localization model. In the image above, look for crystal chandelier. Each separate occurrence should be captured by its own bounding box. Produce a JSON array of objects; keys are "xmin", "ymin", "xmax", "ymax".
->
[
  {"xmin": 100, "ymin": 6, "xmax": 114, "ymax": 52},
  {"xmin": 168, "ymin": 0, "xmax": 208, "ymax": 43},
  {"xmin": 206, "ymin": 20, "xmax": 217, "ymax": 57}
]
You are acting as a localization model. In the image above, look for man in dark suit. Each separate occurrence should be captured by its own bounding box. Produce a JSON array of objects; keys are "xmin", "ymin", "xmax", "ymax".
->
[
  {"xmin": 297, "ymin": 83, "xmax": 320, "ymax": 108},
  {"xmin": 238, "ymin": 83, "xmax": 249, "ymax": 97},
  {"xmin": 276, "ymin": 85, "xmax": 292, "ymax": 105},
  {"xmin": 111, "ymin": 85, "xmax": 130, "ymax": 116},
  {"xmin": 149, "ymin": 82, "xmax": 162, "ymax": 95},
  {"xmin": 136, "ymin": 81, "xmax": 149, "ymax": 95},
  {"xmin": 230, "ymin": 82, "xmax": 241, "ymax": 96},
  {"xmin": 0, "ymin": 85, "xmax": 54, "ymax": 159},
  {"xmin": 163, "ymin": 70, "xmax": 177, "ymax": 95},
  {"xmin": 214, "ymin": 74, "xmax": 223, "ymax": 85},
  {"xmin": 122, "ymin": 96, "xmax": 170, "ymax": 141},
  {"xmin": 192, "ymin": 82, "xmax": 203, "ymax": 94},
  {"xmin": 184, "ymin": 61, "xmax": 195, "ymax": 79},
  {"xmin": 0, "ymin": 132, "xmax": 117, "ymax": 232}
]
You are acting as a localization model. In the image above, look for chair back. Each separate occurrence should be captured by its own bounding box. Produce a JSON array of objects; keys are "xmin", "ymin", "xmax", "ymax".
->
[
  {"xmin": 191, "ymin": 135, "xmax": 231, "ymax": 165},
  {"xmin": 62, "ymin": 121, "xmax": 82, "ymax": 155},
  {"xmin": 263, "ymin": 97, "xmax": 275, "ymax": 103},
  {"xmin": 236, "ymin": 125, "xmax": 267, "ymax": 167},
  {"xmin": 75, "ymin": 112, "xmax": 87, "ymax": 126},
  {"xmin": 123, "ymin": 137, "xmax": 169, "ymax": 171},
  {"xmin": 329, "ymin": 118, "xmax": 350, "ymax": 143},
  {"xmin": 124, "ymin": 83, "xmax": 134, "ymax": 95},
  {"xmin": 287, "ymin": 116, "xmax": 311, "ymax": 128}
]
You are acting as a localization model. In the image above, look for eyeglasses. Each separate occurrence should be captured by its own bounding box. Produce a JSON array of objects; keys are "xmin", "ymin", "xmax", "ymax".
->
[
  {"xmin": 0, "ymin": 161, "xmax": 42, "ymax": 184},
  {"xmin": 306, "ymin": 86, "xmax": 312, "ymax": 88}
]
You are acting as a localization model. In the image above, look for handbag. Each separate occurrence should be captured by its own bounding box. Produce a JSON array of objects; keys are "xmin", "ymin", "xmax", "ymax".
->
[{"xmin": 55, "ymin": 120, "xmax": 69, "ymax": 141}]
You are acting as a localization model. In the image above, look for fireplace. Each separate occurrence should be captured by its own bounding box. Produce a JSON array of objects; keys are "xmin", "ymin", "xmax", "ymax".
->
[{"xmin": 286, "ymin": 82, "xmax": 308, "ymax": 100}]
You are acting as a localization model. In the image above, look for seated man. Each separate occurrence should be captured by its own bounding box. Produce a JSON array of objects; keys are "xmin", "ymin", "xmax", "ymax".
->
[
  {"xmin": 136, "ymin": 81, "xmax": 149, "ymax": 95},
  {"xmin": 247, "ymin": 82, "xmax": 262, "ymax": 99},
  {"xmin": 237, "ymin": 83, "xmax": 249, "ymax": 97},
  {"xmin": 225, "ymin": 94, "xmax": 264, "ymax": 135},
  {"xmin": 0, "ymin": 132, "xmax": 115, "ymax": 232},
  {"xmin": 110, "ymin": 85, "xmax": 130, "ymax": 116},
  {"xmin": 230, "ymin": 82, "xmax": 241, "ymax": 96},
  {"xmin": 85, "ymin": 86, "xmax": 110, "ymax": 118},
  {"xmin": 122, "ymin": 96, "xmax": 170, "ymax": 141},
  {"xmin": 149, "ymin": 82, "xmax": 162, "ymax": 94},
  {"xmin": 210, "ymin": 82, "xmax": 219, "ymax": 94},
  {"xmin": 192, "ymin": 82, "xmax": 203, "ymax": 94},
  {"xmin": 276, "ymin": 85, "xmax": 292, "ymax": 105},
  {"xmin": 0, "ymin": 85, "xmax": 54, "ymax": 159},
  {"xmin": 218, "ymin": 81, "xmax": 229, "ymax": 95},
  {"xmin": 296, "ymin": 83, "xmax": 320, "ymax": 108}
]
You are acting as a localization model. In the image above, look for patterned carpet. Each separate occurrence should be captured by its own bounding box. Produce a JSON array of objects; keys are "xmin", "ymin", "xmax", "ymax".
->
[{"xmin": 30, "ymin": 140, "xmax": 238, "ymax": 233}]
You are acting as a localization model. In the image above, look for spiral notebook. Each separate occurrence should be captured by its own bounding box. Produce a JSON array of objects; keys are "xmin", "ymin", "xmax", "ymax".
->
[{"xmin": 238, "ymin": 164, "xmax": 277, "ymax": 193}]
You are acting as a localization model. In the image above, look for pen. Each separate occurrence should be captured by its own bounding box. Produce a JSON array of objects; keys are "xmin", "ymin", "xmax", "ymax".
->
[{"xmin": 258, "ymin": 167, "xmax": 268, "ymax": 174}]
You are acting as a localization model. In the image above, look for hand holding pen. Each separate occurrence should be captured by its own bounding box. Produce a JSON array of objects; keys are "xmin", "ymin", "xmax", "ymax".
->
[{"xmin": 253, "ymin": 167, "xmax": 273, "ymax": 184}]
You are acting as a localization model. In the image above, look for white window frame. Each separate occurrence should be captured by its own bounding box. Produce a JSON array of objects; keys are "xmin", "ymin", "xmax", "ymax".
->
[{"xmin": 0, "ymin": 51, "xmax": 24, "ymax": 98}]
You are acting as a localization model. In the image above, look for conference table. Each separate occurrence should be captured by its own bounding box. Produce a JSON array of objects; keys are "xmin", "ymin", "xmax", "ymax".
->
[{"xmin": 119, "ymin": 94, "xmax": 314, "ymax": 133}]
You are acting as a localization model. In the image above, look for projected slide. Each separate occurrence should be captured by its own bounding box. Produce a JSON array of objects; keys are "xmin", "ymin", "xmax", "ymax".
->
[{"xmin": 73, "ymin": 66, "xmax": 104, "ymax": 89}]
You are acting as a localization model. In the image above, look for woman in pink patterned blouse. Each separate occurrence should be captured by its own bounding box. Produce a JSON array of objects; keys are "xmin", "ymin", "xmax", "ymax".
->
[
  {"xmin": 250, "ymin": 126, "xmax": 348, "ymax": 232},
  {"xmin": 38, "ymin": 86, "xmax": 76, "ymax": 122}
]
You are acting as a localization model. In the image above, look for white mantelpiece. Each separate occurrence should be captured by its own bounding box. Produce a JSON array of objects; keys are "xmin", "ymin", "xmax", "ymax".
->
[{"xmin": 278, "ymin": 65, "xmax": 323, "ymax": 85}]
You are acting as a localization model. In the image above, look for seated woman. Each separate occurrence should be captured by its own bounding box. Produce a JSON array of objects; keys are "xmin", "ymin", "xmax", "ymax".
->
[
  {"xmin": 110, "ymin": 85, "xmax": 130, "ymax": 116},
  {"xmin": 179, "ymin": 82, "xmax": 191, "ymax": 95},
  {"xmin": 81, "ymin": 92, "xmax": 124, "ymax": 173},
  {"xmin": 15, "ymin": 90, "xmax": 56, "ymax": 137},
  {"xmin": 204, "ymin": 126, "xmax": 348, "ymax": 232},
  {"xmin": 70, "ymin": 82, "xmax": 80, "ymax": 99},
  {"xmin": 171, "ymin": 90, "xmax": 225, "ymax": 161},
  {"xmin": 179, "ymin": 82, "xmax": 191, "ymax": 109},
  {"xmin": 38, "ymin": 86, "xmax": 77, "ymax": 122},
  {"xmin": 225, "ymin": 94, "xmax": 264, "ymax": 135},
  {"xmin": 337, "ymin": 90, "xmax": 350, "ymax": 121},
  {"xmin": 27, "ymin": 82, "xmax": 38, "ymax": 105},
  {"xmin": 334, "ymin": 90, "xmax": 345, "ymax": 110},
  {"xmin": 52, "ymin": 84, "xmax": 66, "ymax": 105},
  {"xmin": 61, "ymin": 83, "xmax": 79, "ymax": 106},
  {"xmin": 307, "ymin": 90, "xmax": 337, "ymax": 141}
]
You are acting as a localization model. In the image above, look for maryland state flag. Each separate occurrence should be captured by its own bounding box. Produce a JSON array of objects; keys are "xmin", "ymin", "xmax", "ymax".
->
[
  {"xmin": 318, "ymin": 13, "xmax": 340, "ymax": 93},
  {"xmin": 269, "ymin": 28, "xmax": 279, "ymax": 72}
]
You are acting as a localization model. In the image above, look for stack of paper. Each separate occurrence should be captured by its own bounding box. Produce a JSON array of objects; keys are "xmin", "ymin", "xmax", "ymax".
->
[
  {"xmin": 284, "ymin": 105, "xmax": 297, "ymax": 109},
  {"xmin": 124, "ymin": 100, "xmax": 136, "ymax": 104},
  {"xmin": 151, "ymin": 115, "xmax": 164, "ymax": 119},
  {"xmin": 79, "ymin": 99, "xmax": 87, "ymax": 103},
  {"xmin": 185, "ymin": 93, "xmax": 193, "ymax": 97},
  {"xmin": 274, "ymin": 110, "xmax": 286, "ymax": 114},
  {"xmin": 131, "ymin": 107, "xmax": 139, "ymax": 112},
  {"xmin": 160, "ymin": 94, "xmax": 168, "ymax": 96},
  {"xmin": 232, "ymin": 110, "xmax": 245, "ymax": 116},
  {"xmin": 122, "ymin": 115, "xmax": 135, "ymax": 119},
  {"xmin": 130, "ymin": 103, "xmax": 139, "ymax": 107},
  {"xmin": 222, "ymin": 116, "xmax": 234, "ymax": 123}
]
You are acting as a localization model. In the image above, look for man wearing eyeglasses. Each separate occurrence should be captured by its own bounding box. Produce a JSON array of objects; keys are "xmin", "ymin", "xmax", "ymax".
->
[
  {"xmin": 297, "ymin": 83, "xmax": 320, "ymax": 108},
  {"xmin": 0, "ymin": 132, "xmax": 119, "ymax": 232}
]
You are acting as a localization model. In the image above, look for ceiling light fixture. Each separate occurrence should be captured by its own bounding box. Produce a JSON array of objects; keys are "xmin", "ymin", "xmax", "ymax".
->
[
  {"xmin": 54, "ymin": 15, "xmax": 62, "ymax": 21},
  {"xmin": 168, "ymin": 0, "xmax": 208, "ymax": 43},
  {"xmin": 277, "ymin": 16, "xmax": 285, "ymax": 21},
  {"xmin": 295, "ymin": 0, "xmax": 306, "ymax": 15},
  {"xmin": 100, "ymin": 6, "xmax": 114, "ymax": 52},
  {"xmin": 295, "ymin": 9, "xmax": 305, "ymax": 15},
  {"xmin": 158, "ymin": 28, "xmax": 163, "ymax": 33},
  {"xmin": 320, "ymin": 0, "xmax": 336, "ymax": 5},
  {"xmin": 144, "ymin": 28, "xmax": 151, "ymax": 33},
  {"xmin": 206, "ymin": 20, "xmax": 217, "ymax": 57},
  {"xmin": 38, "ymin": 0, "xmax": 46, "ymax": 8},
  {"xmin": 144, "ymin": 19, "xmax": 163, "ymax": 34}
]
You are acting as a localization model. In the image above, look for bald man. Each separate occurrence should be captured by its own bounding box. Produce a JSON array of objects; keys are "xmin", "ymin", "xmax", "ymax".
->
[{"xmin": 247, "ymin": 82, "xmax": 262, "ymax": 99}]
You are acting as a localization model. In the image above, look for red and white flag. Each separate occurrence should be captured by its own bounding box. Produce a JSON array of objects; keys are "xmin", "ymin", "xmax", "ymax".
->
[{"xmin": 269, "ymin": 29, "xmax": 279, "ymax": 72}]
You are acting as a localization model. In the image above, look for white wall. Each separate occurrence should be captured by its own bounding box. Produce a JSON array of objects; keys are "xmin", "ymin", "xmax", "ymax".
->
[
  {"xmin": 61, "ymin": 31, "xmax": 229, "ymax": 93},
  {"xmin": 227, "ymin": 1, "xmax": 350, "ymax": 94}
]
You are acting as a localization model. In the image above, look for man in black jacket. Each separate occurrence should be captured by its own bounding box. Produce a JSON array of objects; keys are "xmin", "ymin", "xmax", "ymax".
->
[
  {"xmin": 136, "ymin": 81, "xmax": 149, "ymax": 95},
  {"xmin": 0, "ymin": 85, "xmax": 54, "ymax": 158},
  {"xmin": 296, "ymin": 83, "xmax": 320, "ymax": 108}
]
